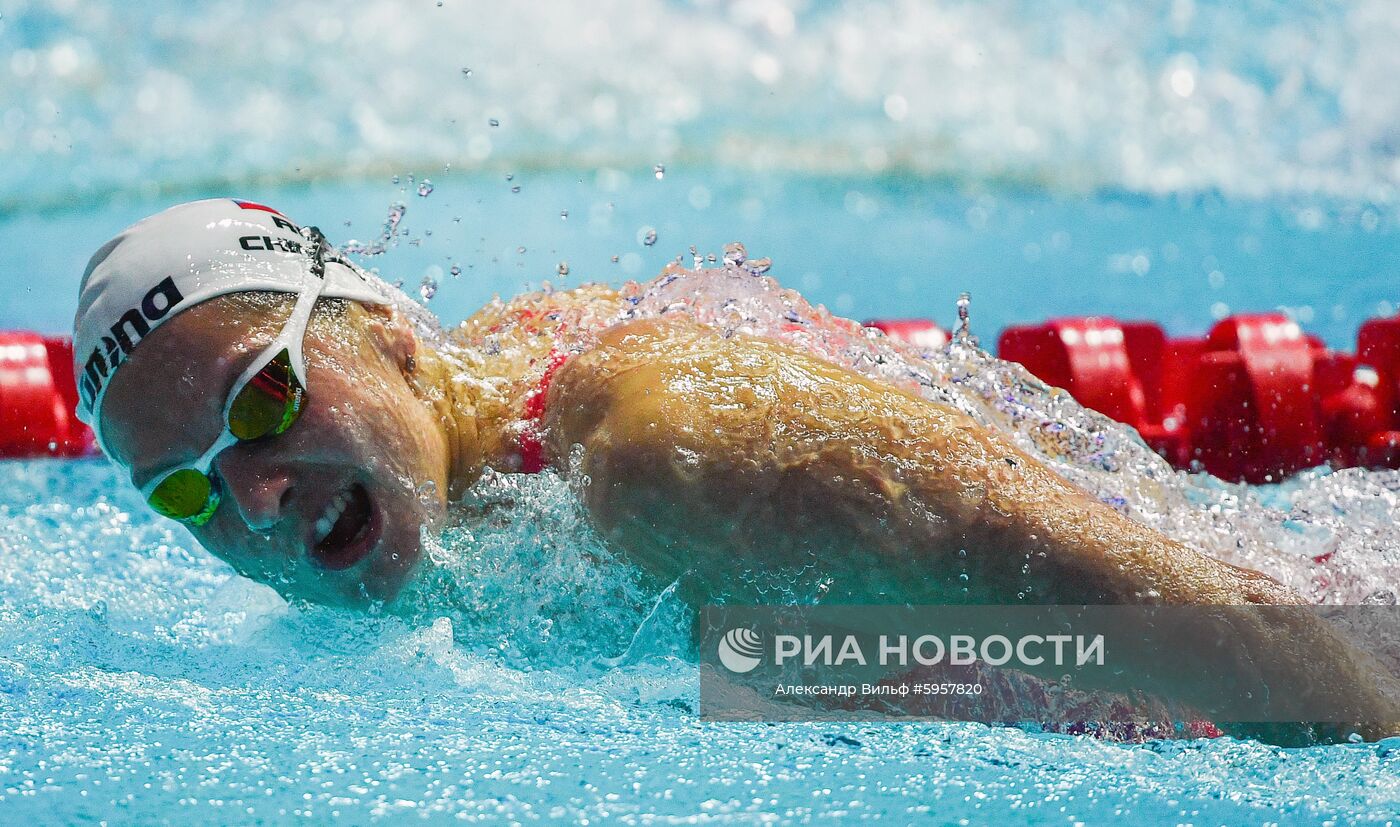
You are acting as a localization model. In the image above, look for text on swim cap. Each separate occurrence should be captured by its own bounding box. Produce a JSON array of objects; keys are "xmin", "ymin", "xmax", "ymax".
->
[{"xmin": 78, "ymin": 276, "xmax": 184, "ymax": 415}]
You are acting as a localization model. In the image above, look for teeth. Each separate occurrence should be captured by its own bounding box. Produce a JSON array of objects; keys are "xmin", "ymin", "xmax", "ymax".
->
[{"xmin": 313, "ymin": 491, "xmax": 351, "ymax": 545}]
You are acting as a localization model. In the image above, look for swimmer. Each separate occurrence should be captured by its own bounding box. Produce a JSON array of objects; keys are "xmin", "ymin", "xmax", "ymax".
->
[{"xmin": 74, "ymin": 200, "xmax": 1399, "ymax": 739}]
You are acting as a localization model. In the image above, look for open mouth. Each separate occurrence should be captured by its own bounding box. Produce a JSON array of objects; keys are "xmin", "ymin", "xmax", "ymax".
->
[{"xmin": 310, "ymin": 483, "xmax": 377, "ymax": 570}]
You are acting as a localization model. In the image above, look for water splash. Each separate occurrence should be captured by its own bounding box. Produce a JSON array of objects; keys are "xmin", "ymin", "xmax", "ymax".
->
[
  {"xmin": 954, "ymin": 290, "xmax": 979, "ymax": 349},
  {"xmin": 341, "ymin": 201, "xmax": 407, "ymax": 257},
  {"xmin": 572, "ymin": 254, "xmax": 1400, "ymax": 605}
]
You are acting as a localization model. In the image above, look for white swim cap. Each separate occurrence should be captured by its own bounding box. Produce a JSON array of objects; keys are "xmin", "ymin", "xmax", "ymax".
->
[{"xmin": 73, "ymin": 198, "xmax": 390, "ymax": 449}]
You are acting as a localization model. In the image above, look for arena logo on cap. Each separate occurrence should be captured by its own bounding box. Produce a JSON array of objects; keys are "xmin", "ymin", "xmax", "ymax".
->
[{"xmin": 77, "ymin": 277, "xmax": 185, "ymax": 414}]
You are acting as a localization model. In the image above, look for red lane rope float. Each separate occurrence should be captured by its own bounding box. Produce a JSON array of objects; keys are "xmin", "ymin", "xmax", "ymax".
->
[
  {"xmin": 0, "ymin": 333, "xmax": 94, "ymax": 458},
  {"xmin": 1358, "ymin": 315, "xmax": 1400, "ymax": 468},
  {"xmin": 988, "ymin": 312, "xmax": 1400, "ymax": 482},
  {"xmin": 5, "ymin": 311, "xmax": 1400, "ymax": 480}
]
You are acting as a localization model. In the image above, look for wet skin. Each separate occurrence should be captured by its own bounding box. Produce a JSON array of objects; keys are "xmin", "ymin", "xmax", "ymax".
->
[
  {"xmin": 103, "ymin": 295, "xmax": 465, "ymax": 606},
  {"xmin": 100, "ymin": 274, "xmax": 1399, "ymax": 740}
]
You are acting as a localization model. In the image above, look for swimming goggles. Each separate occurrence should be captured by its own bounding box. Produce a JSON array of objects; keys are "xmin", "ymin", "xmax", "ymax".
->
[{"xmin": 139, "ymin": 227, "xmax": 336, "ymax": 526}]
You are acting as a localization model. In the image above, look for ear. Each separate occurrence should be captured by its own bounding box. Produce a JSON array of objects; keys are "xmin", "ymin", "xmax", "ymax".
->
[{"xmin": 359, "ymin": 302, "xmax": 417, "ymax": 375}]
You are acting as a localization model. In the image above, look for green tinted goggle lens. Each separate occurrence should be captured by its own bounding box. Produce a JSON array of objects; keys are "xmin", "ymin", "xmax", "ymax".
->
[
  {"xmin": 148, "ymin": 468, "xmax": 220, "ymax": 524},
  {"xmin": 228, "ymin": 349, "xmax": 306, "ymax": 441},
  {"xmin": 145, "ymin": 350, "xmax": 306, "ymax": 524}
]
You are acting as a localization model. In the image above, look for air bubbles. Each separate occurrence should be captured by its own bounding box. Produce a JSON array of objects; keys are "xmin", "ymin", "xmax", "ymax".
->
[
  {"xmin": 638, "ymin": 227, "xmax": 658, "ymax": 246},
  {"xmin": 419, "ymin": 274, "xmax": 438, "ymax": 301},
  {"xmin": 489, "ymin": 118, "xmax": 500, "ymax": 127},
  {"xmin": 653, "ymin": 164, "xmax": 665, "ymax": 180},
  {"xmin": 461, "ymin": 67, "xmax": 473, "ymax": 78},
  {"xmin": 417, "ymin": 179, "xmax": 434, "ymax": 197},
  {"xmin": 450, "ymin": 264, "xmax": 462, "ymax": 278},
  {"xmin": 557, "ymin": 261, "xmax": 570, "ymax": 276},
  {"xmin": 511, "ymin": 185, "xmax": 521, "ymax": 194},
  {"xmin": 560, "ymin": 210, "xmax": 569, "ymax": 220}
]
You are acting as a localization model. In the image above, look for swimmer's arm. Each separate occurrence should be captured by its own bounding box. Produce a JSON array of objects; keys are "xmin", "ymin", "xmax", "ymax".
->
[
  {"xmin": 546, "ymin": 318, "xmax": 1400, "ymax": 741},
  {"xmin": 546, "ymin": 317, "xmax": 1279, "ymax": 606}
]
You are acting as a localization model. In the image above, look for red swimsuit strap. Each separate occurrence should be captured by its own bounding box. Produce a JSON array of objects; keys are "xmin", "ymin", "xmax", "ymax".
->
[{"xmin": 517, "ymin": 347, "xmax": 571, "ymax": 473}]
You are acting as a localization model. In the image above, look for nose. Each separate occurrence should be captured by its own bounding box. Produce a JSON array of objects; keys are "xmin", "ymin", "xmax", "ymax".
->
[{"xmin": 215, "ymin": 449, "xmax": 294, "ymax": 532}]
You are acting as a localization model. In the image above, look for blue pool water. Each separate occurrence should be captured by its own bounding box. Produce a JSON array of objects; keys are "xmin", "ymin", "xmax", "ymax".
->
[
  {"xmin": 6, "ymin": 457, "xmax": 1400, "ymax": 823},
  {"xmin": 6, "ymin": 173, "xmax": 1400, "ymax": 823},
  {"xmin": 6, "ymin": 0, "xmax": 1400, "ymax": 822}
]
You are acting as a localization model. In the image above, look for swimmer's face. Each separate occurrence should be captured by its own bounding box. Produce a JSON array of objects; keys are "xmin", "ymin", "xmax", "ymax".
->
[{"xmin": 102, "ymin": 294, "xmax": 452, "ymax": 608}]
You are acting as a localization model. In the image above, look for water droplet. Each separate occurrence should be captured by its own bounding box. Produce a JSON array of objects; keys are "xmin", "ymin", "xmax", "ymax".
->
[
  {"xmin": 417, "ymin": 179, "xmax": 434, "ymax": 197},
  {"xmin": 742, "ymin": 257, "xmax": 772, "ymax": 275},
  {"xmin": 557, "ymin": 261, "xmax": 570, "ymax": 276},
  {"xmin": 450, "ymin": 264, "xmax": 462, "ymax": 278},
  {"xmin": 505, "ymin": 173, "xmax": 514, "ymax": 181},
  {"xmin": 511, "ymin": 185, "xmax": 521, "ymax": 194},
  {"xmin": 1363, "ymin": 589, "xmax": 1397, "ymax": 605},
  {"xmin": 640, "ymin": 227, "xmax": 658, "ymax": 246},
  {"xmin": 722, "ymin": 242, "xmax": 747, "ymax": 265},
  {"xmin": 489, "ymin": 118, "xmax": 500, "ymax": 127},
  {"xmin": 653, "ymin": 164, "xmax": 665, "ymax": 180},
  {"xmin": 419, "ymin": 275, "xmax": 438, "ymax": 301},
  {"xmin": 516, "ymin": 246, "xmax": 527, "ymax": 254},
  {"xmin": 391, "ymin": 174, "xmax": 400, "ymax": 185},
  {"xmin": 610, "ymin": 255, "xmax": 620, "ymax": 263},
  {"xmin": 954, "ymin": 291, "xmax": 979, "ymax": 347},
  {"xmin": 560, "ymin": 210, "xmax": 568, "ymax": 220},
  {"xmin": 461, "ymin": 67, "xmax": 472, "ymax": 77}
]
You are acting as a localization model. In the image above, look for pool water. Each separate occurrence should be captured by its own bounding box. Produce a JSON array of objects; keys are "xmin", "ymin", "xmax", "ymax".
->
[
  {"xmin": 5, "ymin": 456, "xmax": 1400, "ymax": 823},
  {"xmin": 5, "ymin": 173, "xmax": 1400, "ymax": 822},
  {"xmin": 7, "ymin": 0, "xmax": 1400, "ymax": 821},
  {"xmin": 7, "ymin": 171, "xmax": 1398, "ymax": 348}
]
